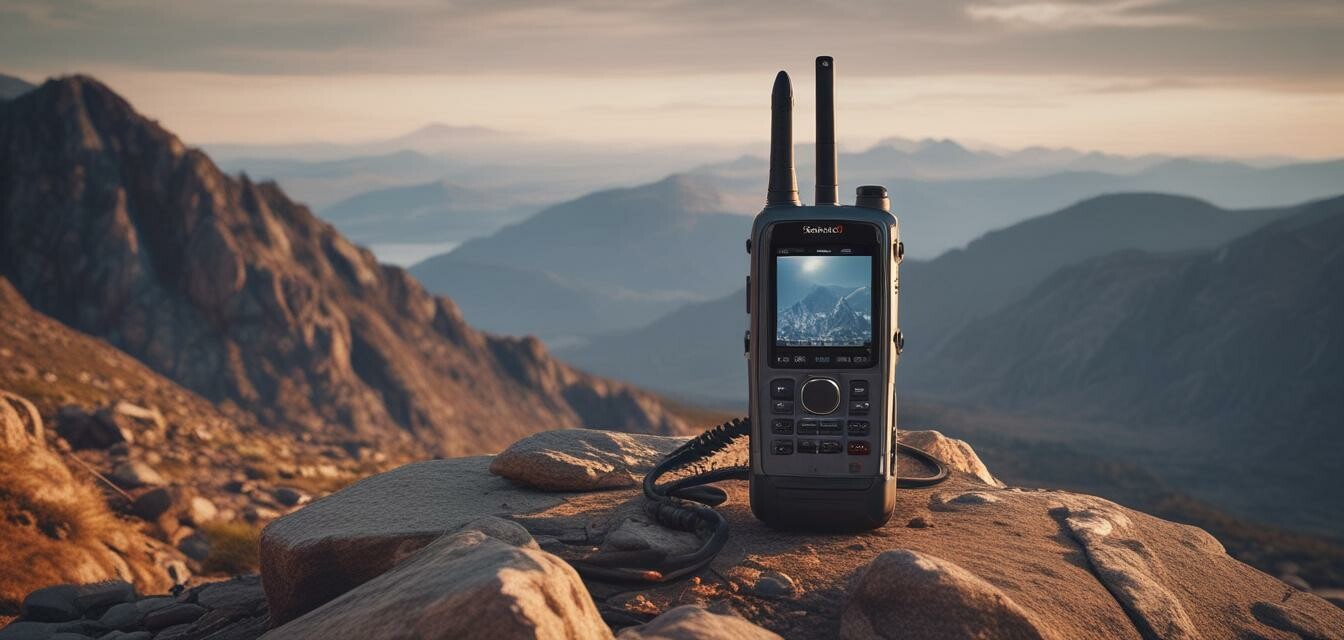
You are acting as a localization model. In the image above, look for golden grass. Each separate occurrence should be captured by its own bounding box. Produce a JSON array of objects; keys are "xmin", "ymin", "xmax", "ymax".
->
[
  {"xmin": 200, "ymin": 521, "xmax": 262, "ymax": 575},
  {"xmin": 0, "ymin": 447, "xmax": 124, "ymax": 616}
]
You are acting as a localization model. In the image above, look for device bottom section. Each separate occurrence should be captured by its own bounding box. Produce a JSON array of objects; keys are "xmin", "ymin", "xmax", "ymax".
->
[{"xmin": 749, "ymin": 473, "xmax": 896, "ymax": 532}]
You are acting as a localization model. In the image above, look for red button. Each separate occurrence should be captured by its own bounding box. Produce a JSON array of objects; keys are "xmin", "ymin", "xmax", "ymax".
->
[{"xmin": 847, "ymin": 441, "xmax": 870, "ymax": 455}]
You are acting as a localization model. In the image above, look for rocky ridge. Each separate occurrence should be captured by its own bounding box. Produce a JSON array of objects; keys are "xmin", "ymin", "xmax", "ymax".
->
[
  {"xmin": 6, "ymin": 427, "xmax": 1342, "ymax": 639},
  {"xmin": 0, "ymin": 76, "xmax": 687, "ymax": 458}
]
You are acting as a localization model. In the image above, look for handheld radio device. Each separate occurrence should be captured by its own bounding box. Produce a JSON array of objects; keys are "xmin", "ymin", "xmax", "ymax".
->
[
  {"xmin": 567, "ymin": 56, "xmax": 942, "ymax": 584},
  {"xmin": 747, "ymin": 56, "xmax": 902, "ymax": 531}
]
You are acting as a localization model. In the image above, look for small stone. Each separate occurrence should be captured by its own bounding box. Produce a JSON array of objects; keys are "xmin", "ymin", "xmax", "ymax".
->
[
  {"xmin": 21, "ymin": 584, "xmax": 81, "ymax": 622},
  {"xmin": 186, "ymin": 496, "xmax": 218, "ymax": 525},
  {"xmin": 149, "ymin": 623, "xmax": 192, "ymax": 640},
  {"xmin": 0, "ymin": 621, "xmax": 57, "ymax": 639},
  {"xmin": 98, "ymin": 602, "xmax": 141, "ymax": 630},
  {"xmin": 194, "ymin": 576, "xmax": 265, "ymax": 612},
  {"xmin": 73, "ymin": 580, "xmax": 135, "ymax": 613},
  {"xmin": 110, "ymin": 461, "xmax": 165, "ymax": 489},
  {"xmin": 55, "ymin": 406, "xmax": 133, "ymax": 450},
  {"xmin": 141, "ymin": 603, "xmax": 205, "ymax": 631},
  {"xmin": 907, "ymin": 516, "xmax": 931, "ymax": 528},
  {"xmin": 130, "ymin": 487, "xmax": 179, "ymax": 520},
  {"xmin": 178, "ymin": 531, "xmax": 211, "ymax": 561},
  {"xmin": 272, "ymin": 487, "xmax": 307, "ymax": 507},
  {"xmin": 751, "ymin": 571, "xmax": 796, "ymax": 599},
  {"xmin": 133, "ymin": 597, "xmax": 174, "ymax": 615}
]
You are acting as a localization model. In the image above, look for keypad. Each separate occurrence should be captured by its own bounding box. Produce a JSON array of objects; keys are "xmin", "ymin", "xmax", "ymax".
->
[{"xmin": 765, "ymin": 377, "xmax": 880, "ymax": 462}]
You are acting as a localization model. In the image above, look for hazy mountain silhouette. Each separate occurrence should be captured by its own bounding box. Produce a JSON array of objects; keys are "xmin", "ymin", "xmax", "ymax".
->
[
  {"xmin": 693, "ymin": 148, "xmax": 1344, "ymax": 258},
  {"xmin": 411, "ymin": 174, "xmax": 751, "ymax": 339},
  {"xmin": 319, "ymin": 179, "xmax": 532, "ymax": 245},
  {"xmin": 898, "ymin": 193, "xmax": 1293, "ymax": 372},
  {"xmin": 915, "ymin": 195, "xmax": 1344, "ymax": 533},
  {"xmin": 0, "ymin": 76, "xmax": 687, "ymax": 456},
  {"xmin": 0, "ymin": 73, "xmax": 34, "ymax": 100}
]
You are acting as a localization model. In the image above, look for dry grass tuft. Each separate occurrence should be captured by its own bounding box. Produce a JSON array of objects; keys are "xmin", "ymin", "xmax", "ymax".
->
[
  {"xmin": 200, "ymin": 521, "xmax": 262, "ymax": 575},
  {"xmin": 0, "ymin": 446, "xmax": 126, "ymax": 616}
]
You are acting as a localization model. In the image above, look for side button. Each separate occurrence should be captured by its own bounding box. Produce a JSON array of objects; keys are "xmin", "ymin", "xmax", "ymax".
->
[{"xmin": 745, "ymin": 275, "xmax": 750, "ymax": 313}]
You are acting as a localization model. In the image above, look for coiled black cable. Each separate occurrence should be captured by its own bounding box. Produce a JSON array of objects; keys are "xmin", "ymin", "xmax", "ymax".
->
[{"xmin": 569, "ymin": 417, "xmax": 948, "ymax": 583}]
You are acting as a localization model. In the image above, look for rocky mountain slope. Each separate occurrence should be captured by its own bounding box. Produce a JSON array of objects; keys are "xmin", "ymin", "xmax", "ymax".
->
[
  {"xmin": 0, "ymin": 76, "xmax": 687, "ymax": 458},
  {"xmin": 918, "ymin": 195, "xmax": 1344, "ymax": 533},
  {"xmin": 13, "ymin": 428, "xmax": 1340, "ymax": 639},
  {"xmin": 0, "ymin": 276, "xmax": 410, "ymax": 611}
]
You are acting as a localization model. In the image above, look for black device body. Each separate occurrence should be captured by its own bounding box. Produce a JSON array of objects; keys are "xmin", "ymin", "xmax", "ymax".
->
[{"xmin": 746, "ymin": 57, "xmax": 902, "ymax": 532}]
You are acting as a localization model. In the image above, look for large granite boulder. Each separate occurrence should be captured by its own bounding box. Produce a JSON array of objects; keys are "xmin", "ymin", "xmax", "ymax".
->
[
  {"xmin": 259, "ymin": 457, "xmax": 574, "ymax": 625},
  {"xmin": 263, "ymin": 526, "xmax": 609, "ymax": 640}
]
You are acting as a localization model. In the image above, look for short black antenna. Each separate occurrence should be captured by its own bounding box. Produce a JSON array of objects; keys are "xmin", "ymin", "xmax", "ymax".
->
[
  {"xmin": 767, "ymin": 71, "xmax": 800, "ymax": 207},
  {"xmin": 815, "ymin": 56, "xmax": 838, "ymax": 206}
]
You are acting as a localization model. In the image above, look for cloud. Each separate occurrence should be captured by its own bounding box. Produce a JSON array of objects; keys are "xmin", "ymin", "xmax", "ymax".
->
[{"xmin": 965, "ymin": 0, "xmax": 1204, "ymax": 30}]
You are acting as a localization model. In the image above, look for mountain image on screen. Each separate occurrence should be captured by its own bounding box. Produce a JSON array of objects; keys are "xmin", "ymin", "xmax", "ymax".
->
[{"xmin": 777, "ymin": 284, "xmax": 871, "ymax": 346}]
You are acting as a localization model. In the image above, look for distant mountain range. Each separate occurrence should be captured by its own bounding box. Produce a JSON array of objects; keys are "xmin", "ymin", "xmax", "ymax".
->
[
  {"xmin": 777, "ymin": 285, "xmax": 871, "ymax": 347},
  {"xmin": 0, "ymin": 73, "xmax": 34, "ymax": 100},
  {"xmin": 917, "ymin": 195, "xmax": 1344, "ymax": 533},
  {"xmin": 0, "ymin": 76, "xmax": 687, "ymax": 456},
  {"xmin": 411, "ymin": 175, "xmax": 751, "ymax": 341},
  {"xmin": 318, "ymin": 179, "xmax": 533, "ymax": 245},
  {"xmin": 693, "ymin": 145, "xmax": 1344, "ymax": 259}
]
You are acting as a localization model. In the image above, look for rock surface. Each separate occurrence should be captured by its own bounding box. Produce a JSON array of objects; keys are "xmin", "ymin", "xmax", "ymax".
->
[
  {"xmin": 259, "ymin": 457, "xmax": 574, "ymax": 625},
  {"xmin": 263, "ymin": 526, "xmax": 609, "ymax": 640},
  {"xmin": 840, "ymin": 549, "xmax": 1052, "ymax": 639},
  {"xmin": 899, "ymin": 430, "xmax": 1003, "ymax": 487},
  {"xmin": 616, "ymin": 605, "xmax": 782, "ymax": 639},
  {"xmin": 490, "ymin": 428, "xmax": 689, "ymax": 491},
  {"xmin": 258, "ymin": 429, "xmax": 1344, "ymax": 640}
]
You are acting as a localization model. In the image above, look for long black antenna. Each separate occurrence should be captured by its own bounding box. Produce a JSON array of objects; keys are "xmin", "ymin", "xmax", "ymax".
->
[
  {"xmin": 766, "ymin": 71, "xmax": 800, "ymax": 207},
  {"xmin": 815, "ymin": 56, "xmax": 837, "ymax": 206}
]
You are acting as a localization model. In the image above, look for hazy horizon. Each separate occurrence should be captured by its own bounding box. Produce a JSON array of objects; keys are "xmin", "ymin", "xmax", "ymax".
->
[{"xmin": 3, "ymin": 1, "xmax": 1341, "ymax": 158}]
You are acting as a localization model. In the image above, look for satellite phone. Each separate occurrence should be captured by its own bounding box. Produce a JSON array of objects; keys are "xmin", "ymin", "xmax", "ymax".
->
[{"xmin": 746, "ymin": 56, "xmax": 903, "ymax": 531}]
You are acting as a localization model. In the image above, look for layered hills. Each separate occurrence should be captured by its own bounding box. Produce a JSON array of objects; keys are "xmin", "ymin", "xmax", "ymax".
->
[
  {"xmin": 0, "ymin": 76, "xmax": 687, "ymax": 457},
  {"xmin": 411, "ymin": 174, "xmax": 752, "ymax": 340}
]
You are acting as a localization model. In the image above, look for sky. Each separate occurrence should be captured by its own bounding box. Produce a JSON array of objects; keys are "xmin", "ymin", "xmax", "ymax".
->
[
  {"xmin": 3, "ymin": 0, "xmax": 1342, "ymax": 157},
  {"xmin": 777, "ymin": 256, "xmax": 871, "ymax": 310}
]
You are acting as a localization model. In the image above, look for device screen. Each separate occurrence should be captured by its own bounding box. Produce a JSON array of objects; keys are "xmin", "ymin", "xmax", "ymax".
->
[{"xmin": 769, "ymin": 222, "xmax": 879, "ymax": 369}]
